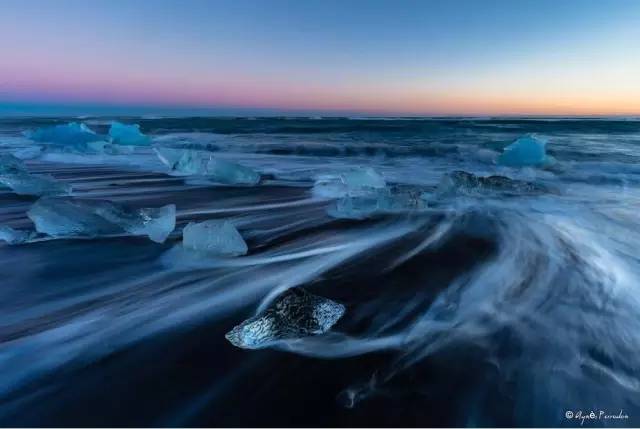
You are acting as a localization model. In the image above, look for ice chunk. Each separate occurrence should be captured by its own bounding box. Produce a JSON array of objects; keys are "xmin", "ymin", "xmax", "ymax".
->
[
  {"xmin": 182, "ymin": 220, "xmax": 248, "ymax": 256},
  {"xmin": 154, "ymin": 148, "xmax": 260, "ymax": 185},
  {"xmin": 437, "ymin": 170, "xmax": 545, "ymax": 196},
  {"xmin": 0, "ymin": 154, "xmax": 71, "ymax": 196},
  {"xmin": 0, "ymin": 172, "xmax": 71, "ymax": 196},
  {"xmin": 497, "ymin": 135, "xmax": 549, "ymax": 167},
  {"xmin": 312, "ymin": 167, "xmax": 386, "ymax": 198},
  {"xmin": 328, "ymin": 187, "xmax": 425, "ymax": 219},
  {"xmin": 26, "ymin": 122, "xmax": 103, "ymax": 147},
  {"xmin": 108, "ymin": 122, "xmax": 150, "ymax": 146},
  {"xmin": 27, "ymin": 198, "xmax": 175, "ymax": 243},
  {"xmin": 225, "ymin": 288, "xmax": 345, "ymax": 349},
  {"xmin": 0, "ymin": 226, "xmax": 35, "ymax": 244}
]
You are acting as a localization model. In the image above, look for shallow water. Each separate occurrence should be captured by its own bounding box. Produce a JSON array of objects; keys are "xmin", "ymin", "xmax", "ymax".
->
[{"xmin": 1, "ymin": 117, "xmax": 639, "ymax": 426}]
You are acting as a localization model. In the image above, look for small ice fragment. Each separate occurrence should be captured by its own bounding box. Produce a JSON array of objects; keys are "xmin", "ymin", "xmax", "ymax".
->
[
  {"xmin": 182, "ymin": 220, "xmax": 248, "ymax": 256},
  {"xmin": 312, "ymin": 167, "xmax": 386, "ymax": 198},
  {"xmin": 107, "ymin": 204, "xmax": 176, "ymax": 243},
  {"xmin": 108, "ymin": 122, "xmax": 150, "ymax": 146},
  {"xmin": 0, "ymin": 172, "xmax": 71, "ymax": 196},
  {"xmin": 437, "ymin": 170, "xmax": 545, "ymax": 195},
  {"xmin": 225, "ymin": 288, "xmax": 345, "ymax": 349},
  {"xmin": 0, "ymin": 225, "xmax": 35, "ymax": 244},
  {"xmin": 26, "ymin": 122, "xmax": 103, "ymax": 146},
  {"xmin": 154, "ymin": 148, "xmax": 260, "ymax": 185},
  {"xmin": 497, "ymin": 135, "xmax": 549, "ymax": 167},
  {"xmin": 27, "ymin": 198, "xmax": 175, "ymax": 243}
]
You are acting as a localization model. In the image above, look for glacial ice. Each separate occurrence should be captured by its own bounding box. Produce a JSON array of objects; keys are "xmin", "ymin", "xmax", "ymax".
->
[
  {"xmin": 182, "ymin": 220, "xmax": 248, "ymax": 256},
  {"xmin": 0, "ymin": 226, "xmax": 35, "ymax": 245},
  {"xmin": 155, "ymin": 148, "xmax": 260, "ymax": 185},
  {"xmin": 27, "ymin": 198, "xmax": 175, "ymax": 243},
  {"xmin": 225, "ymin": 288, "xmax": 345, "ymax": 349},
  {"xmin": 26, "ymin": 122, "xmax": 104, "ymax": 147},
  {"xmin": 312, "ymin": 167, "xmax": 386, "ymax": 198},
  {"xmin": 0, "ymin": 154, "xmax": 71, "ymax": 196},
  {"xmin": 437, "ymin": 170, "xmax": 545, "ymax": 196},
  {"xmin": 108, "ymin": 122, "xmax": 150, "ymax": 146},
  {"xmin": 328, "ymin": 187, "xmax": 426, "ymax": 219},
  {"xmin": 497, "ymin": 135, "xmax": 549, "ymax": 167},
  {"xmin": 0, "ymin": 172, "xmax": 72, "ymax": 196}
]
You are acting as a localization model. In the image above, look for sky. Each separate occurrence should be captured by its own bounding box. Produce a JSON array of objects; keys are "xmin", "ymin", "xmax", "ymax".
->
[{"xmin": 1, "ymin": 0, "xmax": 639, "ymax": 116}]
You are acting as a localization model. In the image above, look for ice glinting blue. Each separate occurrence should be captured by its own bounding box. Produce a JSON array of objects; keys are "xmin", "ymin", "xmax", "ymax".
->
[
  {"xmin": 312, "ymin": 166, "xmax": 386, "ymax": 198},
  {"xmin": 225, "ymin": 287, "xmax": 345, "ymax": 349},
  {"xmin": 0, "ymin": 153, "xmax": 72, "ymax": 196},
  {"xmin": 27, "ymin": 197, "xmax": 176, "ymax": 243},
  {"xmin": 497, "ymin": 134, "xmax": 551, "ymax": 167},
  {"xmin": 182, "ymin": 219, "xmax": 248, "ymax": 256},
  {"xmin": 25, "ymin": 122, "xmax": 105, "ymax": 147},
  {"xmin": 154, "ymin": 147, "xmax": 260, "ymax": 185},
  {"xmin": 108, "ymin": 122, "xmax": 151, "ymax": 146}
]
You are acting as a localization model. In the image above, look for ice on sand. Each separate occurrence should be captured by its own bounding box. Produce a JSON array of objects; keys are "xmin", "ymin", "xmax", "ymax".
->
[
  {"xmin": 497, "ymin": 135, "xmax": 550, "ymax": 167},
  {"xmin": 155, "ymin": 148, "xmax": 260, "ymax": 185},
  {"xmin": 437, "ymin": 170, "xmax": 545, "ymax": 195},
  {"xmin": 328, "ymin": 187, "xmax": 426, "ymax": 219},
  {"xmin": 108, "ymin": 122, "xmax": 150, "ymax": 146},
  {"xmin": 182, "ymin": 220, "xmax": 248, "ymax": 256},
  {"xmin": 225, "ymin": 288, "xmax": 345, "ymax": 349},
  {"xmin": 27, "ymin": 198, "xmax": 175, "ymax": 243},
  {"xmin": 0, "ymin": 154, "xmax": 71, "ymax": 196},
  {"xmin": 26, "ymin": 122, "xmax": 103, "ymax": 146},
  {"xmin": 0, "ymin": 172, "xmax": 71, "ymax": 196},
  {"xmin": 312, "ymin": 167, "xmax": 386, "ymax": 198},
  {"xmin": 0, "ymin": 226, "xmax": 35, "ymax": 245}
]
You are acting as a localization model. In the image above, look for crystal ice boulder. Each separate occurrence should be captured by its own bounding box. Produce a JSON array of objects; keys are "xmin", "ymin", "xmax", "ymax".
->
[
  {"xmin": 182, "ymin": 219, "xmax": 248, "ymax": 256},
  {"xmin": 27, "ymin": 197, "xmax": 175, "ymax": 243},
  {"xmin": 25, "ymin": 122, "xmax": 104, "ymax": 147},
  {"xmin": 154, "ymin": 148, "xmax": 260, "ymax": 185},
  {"xmin": 312, "ymin": 167, "xmax": 386, "ymax": 198},
  {"xmin": 108, "ymin": 122, "xmax": 150, "ymax": 146},
  {"xmin": 497, "ymin": 135, "xmax": 550, "ymax": 167},
  {"xmin": 225, "ymin": 288, "xmax": 345, "ymax": 349}
]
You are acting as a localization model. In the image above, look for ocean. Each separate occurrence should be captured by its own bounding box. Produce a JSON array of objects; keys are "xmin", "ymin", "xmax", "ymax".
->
[{"xmin": 0, "ymin": 116, "xmax": 639, "ymax": 426}]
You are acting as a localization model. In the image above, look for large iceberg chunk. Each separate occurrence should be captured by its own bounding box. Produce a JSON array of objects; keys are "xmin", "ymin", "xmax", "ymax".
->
[
  {"xmin": 155, "ymin": 148, "xmax": 260, "ymax": 185},
  {"xmin": 497, "ymin": 135, "xmax": 549, "ymax": 167},
  {"xmin": 27, "ymin": 198, "xmax": 175, "ymax": 243},
  {"xmin": 312, "ymin": 167, "xmax": 386, "ymax": 198},
  {"xmin": 182, "ymin": 220, "xmax": 248, "ymax": 256},
  {"xmin": 0, "ymin": 225, "xmax": 35, "ymax": 245},
  {"xmin": 225, "ymin": 288, "xmax": 345, "ymax": 349},
  {"xmin": 108, "ymin": 122, "xmax": 150, "ymax": 146},
  {"xmin": 437, "ymin": 170, "xmax": 546, "ymax": 196},
  {"xmin": 26, "ymin": 122, "xmax": 103, "ymax": 147},
  {"xmin": 0, "ymin": 154, "xmax": 71, "ymax": 196}
]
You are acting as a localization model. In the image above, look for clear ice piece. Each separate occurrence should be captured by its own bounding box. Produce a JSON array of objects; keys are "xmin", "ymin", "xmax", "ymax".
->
[
  {"xmin": 497, "ymin": 135, "xmax": 549, "ymax": 167},
  {"xmin": 27, "ymin": 198, "xmax": 175, "ymax": 243},
  {"xmin": 26, "ymin": 122, "xmax": 103, "ymax": 147},
  {"xmin": 154, "ymin": 148, "xmax": 260, "ymax": 185},
  {"xmin": 182, "ymin": 220, "xmax": 248, "ymax": 256},
  {"xmin": 312, "ymin": 167, "xmax": 386, "ymax": 198},
  {"xmin": 437, "ymin": 170, "xmax": 545, "ymax": 195},
  {"xmin": 0, "ymin": 225, "xmax": 35, "ymax": 244},
  {"xmin": 108, "ymin": 122, "xmax": 150, "ymax": 146}
]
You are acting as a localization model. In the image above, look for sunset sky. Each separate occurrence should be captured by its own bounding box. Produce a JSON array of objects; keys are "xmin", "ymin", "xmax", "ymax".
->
[{"xmin": 1, "ymin": 0, "xmax": 639, "ymax": 116}]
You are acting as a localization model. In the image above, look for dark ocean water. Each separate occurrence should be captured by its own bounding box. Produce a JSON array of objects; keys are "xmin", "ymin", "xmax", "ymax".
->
[{"xmin": 0, "ymin": 117, "xmax": 639, "ymax": 427}]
